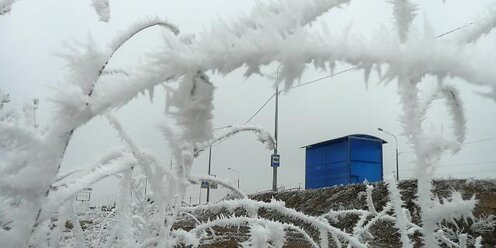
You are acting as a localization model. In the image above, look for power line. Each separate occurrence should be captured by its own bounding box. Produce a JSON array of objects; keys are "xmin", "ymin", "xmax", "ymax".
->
[
  {"xmin": 405, "ymin": 160, "xmax": 496, "ymax": 172},
  {"xmin": 439, "ymin": 166, "xmax": 496, "ymax": 175},
  {"xmin": 464, "ymin": 136, "xmax": 496, "ymax": 145},
  {"xmin": 288, "ymin": 66, "xmax": 359, "ymax": 90},
  {"xmin": 464, "ymin": 167, "xmax": 496, "ymax": 174},
  {"xmin": 438, "ymin": 160, "xmax": 496, "ymax": 167},
  {"xmin": 435, "ymin": 22, "xmax": 473, "ymax": 38},
  {"xmin": 244, "ymin": 93, "xmax": 276, "ymax": 124},
  {"xmin": 244, "ymin": 66, "xmax": 358, "ymax": 124}
]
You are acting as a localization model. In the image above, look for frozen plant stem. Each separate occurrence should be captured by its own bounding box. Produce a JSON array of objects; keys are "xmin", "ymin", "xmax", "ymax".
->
[{"xmin": 27, "ymin": 19, "xmax": 180, "ymax": 246}]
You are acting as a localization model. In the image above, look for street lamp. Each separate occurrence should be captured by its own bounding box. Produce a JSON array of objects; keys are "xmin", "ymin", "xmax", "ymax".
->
[
  {"xmin": 32, "ymin": 98, "xmax": 39, "ymax": 128},
  {"xmin": 206, "ymin": 125, "xmax": 232, "ymax": 204},
  {"xmin": 378, "ymin": 128, "xmax": 399, "ymax": 180},
  {"xmin": 227, "ymin": 167, "xmax": 240, "ymax": 188}
]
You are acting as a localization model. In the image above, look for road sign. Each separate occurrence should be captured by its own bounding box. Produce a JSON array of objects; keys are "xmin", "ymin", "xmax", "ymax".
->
[
  {"xmin": 200, "ymin": 180, "xmax": 218, "ymax": 189},
  {"xmin": 210, "ymin": 181, "xmax": 218, "ymax": 189},
  {"xmin": 76, "ymin": 192, "xmax": 91, "ymax": 202},
  {"xmin": 271, "ymin": 154, "xmax": 280, "ymax": 167}
]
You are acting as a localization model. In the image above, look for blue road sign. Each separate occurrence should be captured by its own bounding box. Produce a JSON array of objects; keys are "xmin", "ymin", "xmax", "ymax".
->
[
  {"xmin": 271, "ymin": 154, "xmax": 280, "ymax": 167},
  {"xmin": 201, "ymin": 180, "xmax": 209, "ymax": 189}
]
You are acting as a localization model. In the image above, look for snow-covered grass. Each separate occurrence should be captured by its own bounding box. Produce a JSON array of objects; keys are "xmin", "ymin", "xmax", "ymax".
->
[
  {"xmin": 248, "ymin": 179, "xmax": 496, "ymax": 247},
  {"xmin": 1, "ymin": 0, "xmax": 496, "ymax": 247}
]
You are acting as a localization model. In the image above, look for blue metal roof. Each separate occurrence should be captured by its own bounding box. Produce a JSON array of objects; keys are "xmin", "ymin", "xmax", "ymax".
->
[{"xmin": 301, "ymin": 134, "xmax": 387, "ymax": 148}]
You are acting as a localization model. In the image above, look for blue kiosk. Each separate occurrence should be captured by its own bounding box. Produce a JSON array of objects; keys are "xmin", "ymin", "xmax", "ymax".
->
[{"xmin": 303, "ymin": 134, "xmax": 386, "ymax": 189}]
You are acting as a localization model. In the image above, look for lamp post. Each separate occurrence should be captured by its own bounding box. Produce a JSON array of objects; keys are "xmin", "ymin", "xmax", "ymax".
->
[
  {"xmin": 206, "ymin": 125, "xmax": 232, "ymax": 204},
  {"xmin": 378, "ymin": 128, "xmax": 399, "ymax": 180},
  {"xmin": 227, "ymin": 167, "xmax": 240, "ymax": 188},
  {"xmin": 32, "ymin": 98, "xmax": 39, "ymax": 128}
]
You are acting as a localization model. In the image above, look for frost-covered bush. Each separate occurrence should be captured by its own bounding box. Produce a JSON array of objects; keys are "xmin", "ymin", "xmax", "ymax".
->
[
  {"xmin": 1, "ymin": 0, "xmax": 496, "ymax": 247},
  {"xmin": 1, "ymin": 0, "xmax": 110, "ymax": 21}
]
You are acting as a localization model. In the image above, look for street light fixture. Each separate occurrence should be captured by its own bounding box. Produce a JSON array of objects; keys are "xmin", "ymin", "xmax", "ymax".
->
[
  {"xmin": 378, "ymin": 128, "xmax": 400, "ymax": 180},
  {"xmin": 206, "ymin": 125, "xmax": 232, "ymax": 204},
  {"xmin": 227, "ymin": 167, "xmax": 240, "ymax": 188}
]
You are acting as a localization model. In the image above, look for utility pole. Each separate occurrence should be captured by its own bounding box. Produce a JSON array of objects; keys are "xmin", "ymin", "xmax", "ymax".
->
[
  {"xmin": 198, "ymin": 188, "xmax": 202, "ymax": 205},
  {"xmin": 272, "ymin": 65, "xmax": 282, "ymax": 192},
  {"xmin": 144, "ymin": 179, "xmax": 147, "ymax": 196},
  {"xmin": 32, "ymin": 98, "xmax": 39, "ymax": 128},
  {"xmin": 206, "ymin": 125, "xmax": 232, "ymax": 204},
  {"xmin": 206, "ymin": 146, "xmax": 212, "ymax": 203},
  {"xmin": 378, "ymin": 128, "xmax": 399, "ymax": 180},
  {"xmin": 272, "ymin": 85, "xmax": 278, "ymax": 192}
]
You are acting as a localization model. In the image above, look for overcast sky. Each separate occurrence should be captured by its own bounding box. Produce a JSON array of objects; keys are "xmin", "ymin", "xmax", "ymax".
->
[{"xmin": 1, "ymin": 0, "xmax": 495, "ymax": 205}]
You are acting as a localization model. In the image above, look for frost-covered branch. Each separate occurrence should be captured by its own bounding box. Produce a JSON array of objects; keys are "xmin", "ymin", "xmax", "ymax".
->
[
  {"xmin": 91, "ymin": 0, "xmax": 110, "ymax": 22},
  {"xmin": 89, "ymin": 0, "xmax": 352, "ymax": 112},
  {"xmin": 2, "ymin": 1, "xmax": 495, "ymax": 247},
  {"xmin": 193, "ymin": 125, "xmax": 275, "ymax": 156},
  {"xmin": 458, "ymin": 10, "xmax": 496, "ymax": 43},
  {"xmin": 189, "ymin": 175, "xmax": 246, "ymax": 199},
  {"xmin": 391, "ymin": 0, "xmax": 417, "ymax": 42},
  {"xmin": 11, "ymin": 18, "xmax": 181, "ymax": 245},
  {"xmin": 364, "ymin": 185, "xmax": 377, "ymax": 215},
  {"xmin": 323, "ymin": 200, "xmax": 421, "ymax": 245},
  {"xmin": 179, "ymin": 212, "xmax": 201, "ymax": 225},
  {"xmin": 470, "ymin": 214, "xmax": 496, "ymax": 234},
  {"xmin": 147, "ymin": 18, "xmax": 496, "ymax": 102},
  {"xmin": 106, "ymin": 113, "xmax": 170, "ymax": 206},
  {"xmin": 435, "ymin": 230, "xmax": 462, "ymax": 248},
  {"xmin": 1, "ymin": 0, "xmax": 111, "ymax": 21},
  {"xmin": 0, "ymin": 122, "xmax": 45, "ymax": 175},
  {"xmin": 94, "ymin": 18, "xmax": 179, "ymax": 90},
  {"xmin": 425, "ymin": 191, "xmax": 477, "ymax": 225},
  {"xmin": 418, "ymin": 83, "xmax": 467, "ymax": 150},
  {"xmin": 386, "ymin": 177, "xmax": 413, "ymax": 248},
  {"xmin": 182, "ymin": 199, "xmax": 367, "ymax": 247},
  {"xmin": 115, "ymin": 169, "xmax": 134, "ymax": 247},
  {"xmin": 441, "ymin": 85, "xmax": 466, "ymax": 144},
  {"xmin": 40, "ymin": 149, "xmax": 136, "ymax": 224},
  {"xmin": 191, "ymin": 217, "xmax": 319, "ymax": 248},
  {"xmin": 0, "ymin": 0, "xmax": 16, "ymax": 15},
  {"xmin": 142, "ymin": 216, "xmax": 319, "ymax": 248}
]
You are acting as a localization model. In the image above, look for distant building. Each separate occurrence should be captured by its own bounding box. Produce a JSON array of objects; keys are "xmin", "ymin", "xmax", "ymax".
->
[{"xmin": 303, "ymin": 134, "xmax": 386, "ymax": 189}]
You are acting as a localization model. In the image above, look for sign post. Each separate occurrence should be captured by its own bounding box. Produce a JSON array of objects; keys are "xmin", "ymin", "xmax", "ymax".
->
[
  {"xmin": 75, "ymin": 188, "xmax": 92, "ymax": 214},
  {"xmin": 201, "ymin": 178, "xmax": 218, "ymax": 204},
  {"xmin": 76, "ymin": 188, "xmax": 92, "ymax": 202},
  {"xmin": 210, "ymin": 181, "xmax": 218, "ymax": 189}
]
